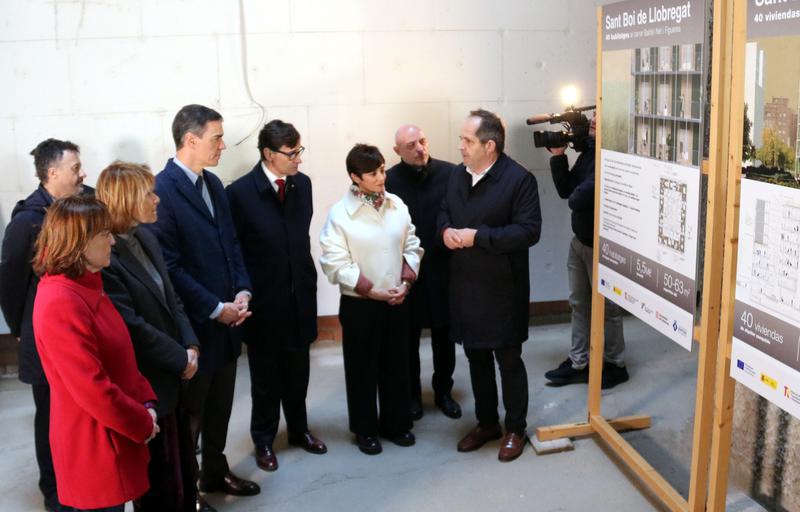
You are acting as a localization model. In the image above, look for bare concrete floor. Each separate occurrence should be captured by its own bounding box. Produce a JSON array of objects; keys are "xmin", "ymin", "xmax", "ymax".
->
[{"xmin": 0, "ymin": 317, "xmax": 766, "ymax": 511}]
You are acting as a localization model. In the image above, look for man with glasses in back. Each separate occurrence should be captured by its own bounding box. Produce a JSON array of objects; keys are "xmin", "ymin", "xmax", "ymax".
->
[{"xmin": 227, "ymin": 120, "xmax": 327, "ymax": 474}]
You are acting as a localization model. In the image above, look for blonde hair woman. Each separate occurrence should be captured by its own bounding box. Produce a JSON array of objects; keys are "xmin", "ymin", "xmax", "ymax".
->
[{"xmin": 97, "ymin": 161, "xmax": 201, "ymax": 512}]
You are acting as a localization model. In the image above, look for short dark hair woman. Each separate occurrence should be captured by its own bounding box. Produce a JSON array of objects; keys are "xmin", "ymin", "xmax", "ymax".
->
[
  {"xmin": 319, "ymin": 143, "xmax": 424, "ymax": 455},
  {"xmin": 97, "ymin": 161, "xmax": 201, "ymax": 511},
  {"xmin": 33, "ymin": 195, "xmax": 159, "ymax": 512}
]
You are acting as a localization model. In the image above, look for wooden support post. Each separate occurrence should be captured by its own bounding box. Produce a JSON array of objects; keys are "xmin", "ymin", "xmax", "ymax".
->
[
  {"xmin": 587, "ymin": 5, "xmax": 607, "ymax": 421},
  {"xmin": 536, "ymin": 415, "xmax": 651, "ymax": 442},
  {"xmin": 707, "ymin": 0, "xmax": 746, "ymax": 509},
  {"xmin": 687, "ymin": 0, "xmax": 735, "ymax": 510},
  {"xmin": 591, "ymin": 415, "xmax": 689, "ymax": 511}
]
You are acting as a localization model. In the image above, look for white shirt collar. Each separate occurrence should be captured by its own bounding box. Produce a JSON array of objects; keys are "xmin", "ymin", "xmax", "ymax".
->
[
  {"xmin": 174, "ymin": 156, "xmax": 200, "ymax": 184},
  {"xmin": 261, "ymin": 161, "xmax": 291, "ymax": 193},
  {"xmin": 465, "ymin": 161, "xmax": 495, "ymax": 186}
]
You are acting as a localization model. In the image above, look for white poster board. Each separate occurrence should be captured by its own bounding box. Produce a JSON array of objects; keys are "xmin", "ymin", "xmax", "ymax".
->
[
  {"xmin": 598, "ymin": 0, "xmax": 707, "ymax": 349},
  {"xmin": 730, "ymin": 0, "xmax": 800, "ymax": 418}
]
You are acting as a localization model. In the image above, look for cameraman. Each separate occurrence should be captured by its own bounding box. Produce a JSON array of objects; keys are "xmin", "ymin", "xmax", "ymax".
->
[{"xmin": 544, "ymin": 114, "xmax": 629, "ymax": 389}]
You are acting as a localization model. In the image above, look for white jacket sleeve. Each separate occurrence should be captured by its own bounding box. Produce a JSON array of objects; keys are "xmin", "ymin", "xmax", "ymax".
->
[{"xmin": 319, "ymin": 210, "xmax": 360, "ymax": 290}]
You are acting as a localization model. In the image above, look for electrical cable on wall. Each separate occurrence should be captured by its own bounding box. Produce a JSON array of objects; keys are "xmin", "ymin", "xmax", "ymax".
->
[{"xmin": 234, "ymin": 0, "xmax": 267, "ymax": 147}]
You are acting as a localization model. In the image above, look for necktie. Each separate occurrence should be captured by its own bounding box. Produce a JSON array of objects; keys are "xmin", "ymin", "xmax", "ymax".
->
[
  {"xmin": 195, "ymin": 173, "xmax": 214, "ymax": 217},
  {"xmin": 276, "ymin": 178, "xmax": 286, "ymax": 203}
]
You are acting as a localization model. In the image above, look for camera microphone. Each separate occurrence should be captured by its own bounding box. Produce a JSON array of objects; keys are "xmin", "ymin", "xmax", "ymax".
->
[{"xmin": 525, "ymin": 114, "xmax": 554, "ymax": 125}]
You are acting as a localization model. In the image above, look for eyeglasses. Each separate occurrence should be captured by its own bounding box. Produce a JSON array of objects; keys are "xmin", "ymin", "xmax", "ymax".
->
[{"xmin": 274, "ymin": 146, "xmax": 306, "ymax": 160}]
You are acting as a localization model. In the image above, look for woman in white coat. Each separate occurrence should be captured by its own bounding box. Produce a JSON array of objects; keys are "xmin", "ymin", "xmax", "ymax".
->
[{"xmin": 319, "ymin": 143, "xmax": 423, "ymax": 456}]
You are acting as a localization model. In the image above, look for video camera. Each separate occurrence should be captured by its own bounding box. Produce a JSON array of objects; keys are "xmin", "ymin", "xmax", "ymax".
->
[{"xmin": 526, "ymin": 105, "xmax": 595, "ymax": 149}]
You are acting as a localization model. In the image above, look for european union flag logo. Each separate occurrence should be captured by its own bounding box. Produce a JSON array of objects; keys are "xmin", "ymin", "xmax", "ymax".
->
[{"xmin": 737, "ymin": 360, "xmax": 745, "ymax": 370}]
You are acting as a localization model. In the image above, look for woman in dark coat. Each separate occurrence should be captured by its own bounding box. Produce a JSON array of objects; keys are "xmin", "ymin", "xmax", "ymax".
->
[
  {"xmin": 33, "ymin": 195, "xmax": 159, "ymax": 511},
  {"xmin": 97, "ymin": 161, "xmax": 200, "ymax": 512}
]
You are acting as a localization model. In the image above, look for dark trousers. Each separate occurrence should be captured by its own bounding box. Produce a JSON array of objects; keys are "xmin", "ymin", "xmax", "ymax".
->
[
  {"xmin": 247, "ymin": 343, "xmax": 310, "ymax": 448},
  {"xmin": 408, "ymin": 325, "xmax": 455, "ymax": 401},
  {"xmin": 32, "ymin": 382, "xmax": 60, "ymax": 508},
  {"xmin": 134, "ymin": 405, "xmax": 197, "ymax": 512},
  {"xmin": 339, "ymin": 295, "xmax": 412, "ymax": 436},
  {"xmin": 463, "ymin": 345, "xmax": 528, "ymax": 435},
  {"xmin": 182, "ymin": 360, "xmax": 237, "ymax": 483}
]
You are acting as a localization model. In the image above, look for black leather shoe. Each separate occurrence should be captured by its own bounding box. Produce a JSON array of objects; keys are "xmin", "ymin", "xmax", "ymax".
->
[
  {"xmin": 435, "ymin": 393, "xmax": 462, "ymax": 419},
  {"xmin": 45, "ymin": 497, "xmax": 74, "ymax": 512},
  {"xmin": 196, "ymin": 496, "xmax": 217, "ymax": 512},
  {"xmin": 355, "ymin": 434, "xmax": 382, "ymax": 455},
  {"xmin": 410, "ymin": 398, "xmax": 423, "ymax": 420},
  {"xmin": 45, "ymin": 503, "xmax": 74, "ymax": 512},
  {"xmin": 255, "ymin": 445, "xmax": 278, "ymax": 471},
  {"xmin": 199, "ymin": 471, "xmax": 261, "ymax": 496},
  {"xmin": 382, "ymin": 430, "xmax": 415, "ymax": 447},
  {"xmin": 288, "ymin": 431, "xmax": 328, "ymax": 454}
]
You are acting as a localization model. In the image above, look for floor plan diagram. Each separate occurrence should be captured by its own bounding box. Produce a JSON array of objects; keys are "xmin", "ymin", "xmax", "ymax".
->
[{"xmin": 749, "ymin": 196, "xmax": 800, "ymax": 315}]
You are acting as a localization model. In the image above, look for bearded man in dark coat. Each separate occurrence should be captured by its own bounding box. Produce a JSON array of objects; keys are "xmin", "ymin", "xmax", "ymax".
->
[{"xmin": 385, "ymin": 124, "xmax": 461, "ymax": 421}]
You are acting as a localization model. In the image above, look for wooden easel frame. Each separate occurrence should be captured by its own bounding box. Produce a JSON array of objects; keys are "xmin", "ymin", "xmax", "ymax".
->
[
  {"xmin": 706, "ymin": 0, "xmax": 748, "ymax": 509},
  {"xmin": 535, "ymin": 2, "xmax": 736, "ymax": 511}
]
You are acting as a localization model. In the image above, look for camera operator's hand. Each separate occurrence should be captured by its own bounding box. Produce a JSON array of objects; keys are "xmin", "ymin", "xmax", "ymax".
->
[{"xmin": 547, "ymin": 146, "xmax": 567, "ymax": 156}]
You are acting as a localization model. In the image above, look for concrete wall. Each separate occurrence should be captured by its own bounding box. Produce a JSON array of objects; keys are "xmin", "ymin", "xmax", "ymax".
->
[{"xmin": 0, "ymin": 0, "xmax": 609, "ymax": 320}]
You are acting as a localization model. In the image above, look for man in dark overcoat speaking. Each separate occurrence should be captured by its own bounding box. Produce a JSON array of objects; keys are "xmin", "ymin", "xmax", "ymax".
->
[{"xmin": 439, "ymin": 109, "xmax": 541, "ymax": 462}]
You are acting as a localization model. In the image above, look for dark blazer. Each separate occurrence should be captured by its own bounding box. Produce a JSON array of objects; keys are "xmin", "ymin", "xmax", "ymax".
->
[
  {"xmin": 102, "ymin": 227, "xmax": 199, "ymax": 417},
  {"xmin": 438, "ymin": 153, "xmax": 542, "ymax": 349},
  {"xmin": 147, "ymin": 159, "xmax": 251, "ymax": 374},
  {"xmin": 0, "ymin": 185, "xmax": 94, "ymax": 384},
  {"xmin": 0, "ymin": 186, "xmax": 51, "ymax": 384},
  {"xmin": 226, "ymin": 163, "xmax": 317, "ymax": 349},
  {"xmin": 386, "ymin": 157, "xmax": 455, "ymax": 329}
]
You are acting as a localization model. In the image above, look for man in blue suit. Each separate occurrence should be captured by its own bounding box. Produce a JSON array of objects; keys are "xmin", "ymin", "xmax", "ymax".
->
[
  {"xmin": 227, "ymin": 120, "xmax": 327, "ymax": 474},
  {"xmin": 150, "ymin": 104, "xmax": 260, "ymax": 511}
]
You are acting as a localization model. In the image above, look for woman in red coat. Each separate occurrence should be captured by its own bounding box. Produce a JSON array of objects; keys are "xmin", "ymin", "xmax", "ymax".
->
[{"xmin": 32, "ymin": 195, "xmax": 159, "ymax": 512}]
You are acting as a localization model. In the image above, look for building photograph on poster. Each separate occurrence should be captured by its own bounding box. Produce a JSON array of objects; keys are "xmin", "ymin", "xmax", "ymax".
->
[
  {"xmin": 599, "ymin": 0, "xmax": 706, "ymax": 349},
  {"xmin": 731, "ymin": 0, "xmax": 800, "ymax": 418}
]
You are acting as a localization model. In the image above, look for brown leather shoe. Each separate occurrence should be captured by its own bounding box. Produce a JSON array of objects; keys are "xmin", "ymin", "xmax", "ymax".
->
[
  {"xmin": 288, "ymin": 431, "xmax": 328, "ymax": 454},
  {"xmin": 255, "ymin": 445, "xmax": 278, "ymax": 471},
  {"xmin": 457, "ymin": 424, "xmax": 502, "ymax": 452},
  {"xmin": 498, "ymin": 432, "xmax": 528, "ymax": 462}
]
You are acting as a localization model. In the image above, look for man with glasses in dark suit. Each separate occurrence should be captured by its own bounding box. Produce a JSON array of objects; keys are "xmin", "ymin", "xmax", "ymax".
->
[{"xmin": 227, "ymin": 120, "xmax": 327, "ymax": 474}]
